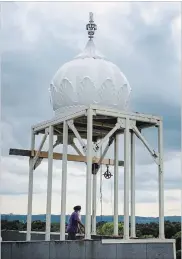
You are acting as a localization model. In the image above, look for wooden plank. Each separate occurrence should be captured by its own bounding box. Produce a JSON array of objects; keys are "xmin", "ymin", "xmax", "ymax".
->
[
  {"xmin": 9, "ymin": 148, "xmax": 124, "ymax": 166},
  {"xmin": 9, "ymin": 148, "xmax": 31, "ymax": 157}
]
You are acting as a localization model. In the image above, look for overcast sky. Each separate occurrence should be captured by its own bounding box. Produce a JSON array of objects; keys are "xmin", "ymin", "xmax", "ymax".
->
[{"xmin": 1, "ymin": 2, "xmax": 181, "ymax": 217}]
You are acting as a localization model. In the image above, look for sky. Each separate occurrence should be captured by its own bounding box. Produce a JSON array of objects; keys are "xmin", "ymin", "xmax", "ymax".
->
[{"xmin": 1, "ymin": 2, "xmax": 181, "ymax": 217}]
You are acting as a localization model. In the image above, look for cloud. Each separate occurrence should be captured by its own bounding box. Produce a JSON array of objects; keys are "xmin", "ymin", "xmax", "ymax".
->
[
  {"xmin": 1, "ymin": 2, "xmax": 181, "ymax": 216},
  {"xmin": 0, "ymin": 153, "xmax": 181, "ymax": 216}
]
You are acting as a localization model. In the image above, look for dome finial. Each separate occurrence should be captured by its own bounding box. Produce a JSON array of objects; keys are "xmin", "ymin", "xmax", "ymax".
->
[{"xmin": 86, "ymin": 12, "xmax": 97, "ymax": 40}]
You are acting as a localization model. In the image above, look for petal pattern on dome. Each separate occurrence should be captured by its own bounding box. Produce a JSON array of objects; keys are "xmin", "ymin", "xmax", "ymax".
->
[
  {"xmin": 77, "ymin": 77, "xmax": 99, "ymax": 105},
  {"xmin": 58, "ymin": 78, "xmax": 76, "ymax": 106},
  {"xmin": 122, "ymin": 83, "xmax": 130, "ymax": 107},
  {"xmin": 49, "ymin": 84, "xmax": 63, "ymax": 111},
  {"xmin": 98, "ymin": 79, "xmax": 117, "ymax": 106},
  {"xmin": 117, "ymin": 83, "xmax": 131, "ymax": 110},
  {"xmin": 117, "ymin": 86, "xmax": 124, "ymax": 110},
  {"xmin": 123, "ymin": 84, "xmax": 131, "ymax": 109}
]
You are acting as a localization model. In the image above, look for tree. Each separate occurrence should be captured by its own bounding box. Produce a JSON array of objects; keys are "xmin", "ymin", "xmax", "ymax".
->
[
  {"xmin": 51, "ymin": 223, "xmax": 60, "ymax": 232},
  {"xmin": 141, "ymin": 235, "xmax": 154, "ymax": 238},
  {"xmin": 173, "ymin": 231, "xmax": 181, "ymax": 251},
  {"xmin": 1, "ymin": 220, "xmax": 24, "ymax": 231},
  {"xmin": 165, "ymin": 221, "xmax": 177, "ymax": 238},
  {"xmin": 31, "ymin": 220, "xmax": 45, "ymax": 231},
  {"xmin": 176, "ymin": 250, "xmax": 181, "ymax": 259},
  {"xmin": 97, "ymin": 222, "xmax": 123, "ymax": 236}
]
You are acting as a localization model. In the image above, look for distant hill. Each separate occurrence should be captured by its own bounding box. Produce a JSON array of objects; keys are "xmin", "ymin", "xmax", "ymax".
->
[{"xmin": 1, "ymin": 214, "xmax": 181, "ymax": 224}]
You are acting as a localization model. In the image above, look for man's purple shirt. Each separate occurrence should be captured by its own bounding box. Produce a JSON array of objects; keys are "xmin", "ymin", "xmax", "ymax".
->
[{"xmin": 67, "ymin": 211, "xmax": 79, "ymax": 233}]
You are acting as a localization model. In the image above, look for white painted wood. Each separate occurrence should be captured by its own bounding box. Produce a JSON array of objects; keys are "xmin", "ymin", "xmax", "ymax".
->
[
  {"xmin": 45, "ymin": 126, "xmax": 54, "ymax": 241},
  {"xmin": 96, "ymin": 122, "xmax": 121, "ymax": 149},
  {"xmin": 32, "ymin": 131, "xmax": 48, "ymax": 169},
  {"xmin": 91, "ymin": 172, "xmax": 97, "ymax": 235},
  {"xmin": 33, "ymin": 108, "xmax": 86, "ymax": 132},
  {"xmin": 114, "ymin": 134, "xmax": 119, "ymax": 236},
  {"xmin": 26, "ymin": 130, "xmax": 35, "ymax": 241},
  {"xmin": 158, "ymin": 121, "xmax": 165, "ymax": 239},
  {"xmin": 67, "ymin": 120, "xmax": 87, "ymax": 154},
  {"xmin": 92, "ymin": 104, "xmax": 161, "ymax": 120},
  {"xmin": 132, "ymin": 126, "xmax": 158, "ymax": 164},
  {"xmin": 29, "ymin": 103, "xmax": 164, "ymax": 241},
  {"xmin": 102, "ymin": 238, "xmax": 176, "ymax": 244},
  {"xmin": 60, "ymin": 121, "xmax": 68, "ymax": 240},
  {"xmin": 130, "ymin": 131, "xmax": 136, "ymax": 238},
  {"xmin": 124, "ymin": 118, "xmax": 130, "ymax": 240},
  {"xmin": 32, "ymin": 105, "xmax": 160, "ymax": 134},
  {"xmin": 85, "ymin": 108, "xmax": 93, "ymax": 239}
]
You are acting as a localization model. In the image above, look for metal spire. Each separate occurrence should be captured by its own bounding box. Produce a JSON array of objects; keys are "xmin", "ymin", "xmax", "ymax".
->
[{"xmin": 86, "ymin": 12, "xmax": 97, "ymax": 39}]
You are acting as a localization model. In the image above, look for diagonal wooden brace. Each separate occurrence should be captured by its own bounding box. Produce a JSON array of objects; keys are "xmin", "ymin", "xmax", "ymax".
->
[
  {"xmin": 95, "ymin": 120, "xmax": 122, "ymax": 151},
  {"xmin": 67, "ymin": 120, "xmax": 87, "ymax": 155},
  {"xmin": 71, "ymin": 141, "xmax": 84, "ymax": 156},
  {"xmin": 132, "ymin": 126, "xmax": 159, "ymax": 165},
  {"xmin": 31, "ymin": 129, "xmax": 49, "ymax": 170},
  {"xmin": 34, "ymin": 139, "xmax": 61, "ymax": 170},
  {"xmin": 92, "ymin": 136, "xmax": 115, "ymax": 174}
]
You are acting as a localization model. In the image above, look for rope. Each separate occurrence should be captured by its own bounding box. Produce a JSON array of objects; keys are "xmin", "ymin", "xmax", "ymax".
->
[
  {"xmin": 100, "ymin": 143, "xmax": 103, "ymax": 222},
  {"xmin": 110, "ymin": 176, "xmax": 114, "ymax": 221}
]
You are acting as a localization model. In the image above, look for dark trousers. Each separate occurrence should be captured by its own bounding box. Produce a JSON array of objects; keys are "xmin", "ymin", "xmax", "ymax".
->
[{"xmin": 68, "ymin": 232, "xmax": 76, "ymax": 240}]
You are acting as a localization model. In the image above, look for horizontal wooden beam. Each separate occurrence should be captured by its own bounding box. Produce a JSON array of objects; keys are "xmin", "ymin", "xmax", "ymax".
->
[{"xmin": 9, "ymin": 148, "xmax": 124, "ymax": 166}]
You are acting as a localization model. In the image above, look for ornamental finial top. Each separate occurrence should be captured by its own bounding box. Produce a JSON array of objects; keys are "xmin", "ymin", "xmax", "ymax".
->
[{"xmin": 86, "ymin": 12, "xmax": 97, "ymax": 39}]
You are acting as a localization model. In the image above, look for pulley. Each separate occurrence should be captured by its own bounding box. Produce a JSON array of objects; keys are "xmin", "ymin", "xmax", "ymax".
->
[{"xmin": 103, "ymin": 165, "xmax": 113, "ymax": 179}]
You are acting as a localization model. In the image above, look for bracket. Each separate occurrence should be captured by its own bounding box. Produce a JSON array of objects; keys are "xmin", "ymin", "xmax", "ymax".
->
[
  {"xmin": 98, "ymin": 136, "xmax": 114, "ymax": 165},
  {"xmin": 71, "ymin": 141, "xmax": 84, "ymax": 157},
  {"xmin": 85, "ymin": 109, "xmax": 96, "ymax": 116},
  {"xmin": 67, "ymin": 120, "xmax": 87, "ymax": 155},
  {"xmin": 95, "ymin": 119, "xmax": 123, "ymax": 151},
  {"xmin": 91, "ymin": 136, "xmax": 115, "ymax": 175},
  {"xmin": 31, "ymin": 129, "xmax": 49, "ymax": 170},
  {"xmin": 129, "ymin": 120, "xmax": 136, "ymax": 129},
  {"xmin": 34, "ymin": 137, "xmax": 61, "ymax": 170},
  {"xmin": 132, "ymin": 125, "xmax": 159, "ymax": 165}
]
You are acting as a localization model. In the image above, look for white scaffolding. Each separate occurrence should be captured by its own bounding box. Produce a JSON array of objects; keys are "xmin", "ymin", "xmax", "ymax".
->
[{"xmin": 24, "ymin": 104, "xmax": 165, "ymax": 241}]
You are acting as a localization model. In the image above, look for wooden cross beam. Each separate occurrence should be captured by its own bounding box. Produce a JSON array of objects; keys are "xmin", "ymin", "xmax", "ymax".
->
[{"xmin": 9, "ymin": 148, "xmax": 124, "ymax": 166}]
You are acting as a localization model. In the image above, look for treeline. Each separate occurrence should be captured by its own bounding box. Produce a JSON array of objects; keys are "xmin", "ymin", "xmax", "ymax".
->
[
  {"xmin": 1, "ymin": 220, "xmax": 181, "ymax": 256},
  {"xmin": 96, "ymin": 221, "xmax": 181, "ymax": 251}
]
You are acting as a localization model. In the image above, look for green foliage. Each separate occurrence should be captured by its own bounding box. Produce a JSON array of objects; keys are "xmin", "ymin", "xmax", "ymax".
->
[
  {"xmin": 1, "ymin": 218, "xmax": 181, "ymax": 253},
  {"xmin": 173, "ymin": 231, "xmax": 181, "ymax": 238},
  {"xmin": 176, "ymin": 250, "xmax": 181, "ymax": 259},
  {"xmin": 97, "ymin": 222, "xmax": 123, "ymax": 236},
  {"xmin": 136, "ymin": 222, "xmax": 158, "ymax": 238},
  {"xmin": 1, "ymin": 219, "xmax": 181, "ymax": 259},
  {"xmin": 96, "ymin": 221, "xmax": 106, "ymax": 228},
  {"xmin": 165, "ymin": 221, "xmax": 180, "ymax": 239},
  {"xmin": 1, "ymin": 220, "xmax": 25, "ymax": 231},
  {"xmin": 173, "ymin": 231, "xmax": 181, "ymax": 251},
  {"xmin": 51, "ymin": 223, "xmax": 60, "ymax": 232},
  {"xmin": 141, "ymin": 235, "xmax": 154, "ymax": 238},
  {"xmin": 31, "ymin": 220, "xmax": 46, "ymax": 231}
]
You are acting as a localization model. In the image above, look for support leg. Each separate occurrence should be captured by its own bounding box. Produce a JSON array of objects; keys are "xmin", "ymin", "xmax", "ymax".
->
[
  {"xmin": 85, "ymin": 108, "xmax": 93, "ymax": 239},
  {"xmin": 124, "ymin": 118, "xmax": 130, "ymax": 240},
  {"xmin": 130, "ymin": 131, "xmax": 136, "ymax": 238},
  {"xmin": 158, "ymin": 121, "xmax": 165, "ymax": 239},
  {"xmin": 91, "ymin": 173, "xmax": 97, "ymax": 235},
  {"xmin": 114, "ymin": 134, "xmax": 119, "ymax": 236},
  {"xmin": 60, "ymin": 121, "xmax": 68, "ymax": 240},
  {"xmin": 26, "ymin": 130, "xmax": 35, "ymax": 241},
  {"xmin": 45, "ymin": 126, "xmax": 54, "ymax": 241}
]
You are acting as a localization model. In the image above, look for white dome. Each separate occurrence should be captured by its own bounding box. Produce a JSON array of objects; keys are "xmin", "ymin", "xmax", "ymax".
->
[{"xmin": 49, "ymin": 16, "xmax": 131, "ymax": 112}]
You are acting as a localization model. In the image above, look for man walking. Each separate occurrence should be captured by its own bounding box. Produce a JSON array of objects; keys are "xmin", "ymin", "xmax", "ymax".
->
[{"xmin": 67, "ymin": 205, "xmax": 85, "ymax": 240}]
